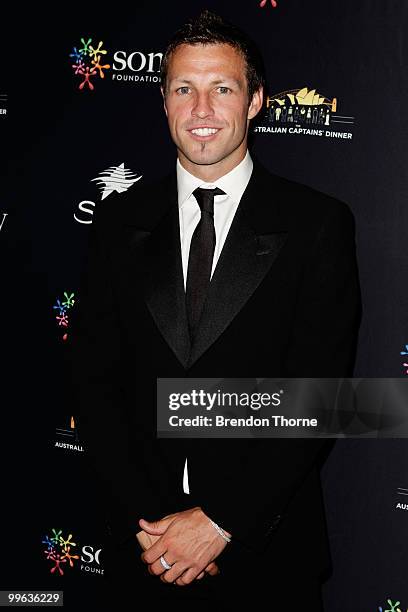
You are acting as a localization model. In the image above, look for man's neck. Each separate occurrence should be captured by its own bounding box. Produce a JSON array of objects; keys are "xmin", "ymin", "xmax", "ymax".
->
[{"xmin": 178, "ymin": 148, "xmax": 248, "ymax": 183}]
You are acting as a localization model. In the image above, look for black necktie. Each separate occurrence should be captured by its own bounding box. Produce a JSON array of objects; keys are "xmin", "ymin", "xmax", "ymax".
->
[{"xmin": 185, "ymin": 186, "xmax": 225, "ymax": 341}]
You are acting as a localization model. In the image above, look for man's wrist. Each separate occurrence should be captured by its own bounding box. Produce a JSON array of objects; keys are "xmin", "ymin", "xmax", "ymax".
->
[{"xmin": 208, "ymin": 518, "xmax": 231, "ymax": 543}]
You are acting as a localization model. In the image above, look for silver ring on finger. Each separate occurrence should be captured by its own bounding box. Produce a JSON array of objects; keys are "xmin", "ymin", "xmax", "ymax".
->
[{"xmin": 160, "ymin": 555, "xmax": 173, "ymax": 571}]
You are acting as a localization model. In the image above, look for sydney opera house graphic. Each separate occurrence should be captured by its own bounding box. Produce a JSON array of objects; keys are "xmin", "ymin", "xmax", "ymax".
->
[{"xmin": 265, "ymin": 87, "xmax": 339, "ymax": 126}]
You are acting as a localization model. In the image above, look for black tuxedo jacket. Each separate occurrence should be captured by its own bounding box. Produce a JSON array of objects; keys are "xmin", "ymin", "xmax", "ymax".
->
[{"xmin": 69, "ymin": 156, "xmax": 361, "ymax": 584}]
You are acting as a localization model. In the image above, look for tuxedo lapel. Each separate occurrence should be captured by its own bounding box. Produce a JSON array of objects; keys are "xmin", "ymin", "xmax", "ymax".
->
[{"xmin": 141, "ymin": 177, "xmax": 191, "ymax": 369}]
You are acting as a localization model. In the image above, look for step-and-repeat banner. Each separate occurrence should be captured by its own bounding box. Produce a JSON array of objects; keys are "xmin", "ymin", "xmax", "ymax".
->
[{"xmin": 2, "ymin": 1, "xmax": 408, "ymax": 609}]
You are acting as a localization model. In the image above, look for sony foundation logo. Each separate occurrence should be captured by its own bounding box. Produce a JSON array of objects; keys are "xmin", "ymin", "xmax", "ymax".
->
[
  {"xmin": 254, "ymin": 86, "xmax": 355, "ymax": 140},
  {"xmin": 70, "ymin": 38, "xmax": 110, "ymax": 91},
  {"xmin": 42, "ymin": 529, "xmax": 103, "ymax": 576},
  {"xmin": 53, "ymin": 291, "xmax": 75, "ymax": 341},
  {"xmin": 70, "ymin": 37, "xmax": 162, "ymax": 91}
]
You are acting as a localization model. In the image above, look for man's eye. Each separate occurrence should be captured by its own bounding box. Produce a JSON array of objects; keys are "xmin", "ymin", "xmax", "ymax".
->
[
  {"xmin": 176, "ymin": 87, "xmax": 190, "ymax": 95},
  {"xmin": 217, "ymin": 87, "xmax": 231, "ymax": 94}
]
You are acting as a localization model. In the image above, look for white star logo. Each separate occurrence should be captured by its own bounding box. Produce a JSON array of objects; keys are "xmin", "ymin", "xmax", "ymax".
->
[{"xmin": 91, "ymin": 162, "xmax": 142, "ymax": 200}]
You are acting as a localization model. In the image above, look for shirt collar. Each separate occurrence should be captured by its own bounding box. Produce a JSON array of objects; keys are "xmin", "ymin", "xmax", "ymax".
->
[{"xmin": 176, "ymin": 150, "xmax": 253, "ymax": 208}]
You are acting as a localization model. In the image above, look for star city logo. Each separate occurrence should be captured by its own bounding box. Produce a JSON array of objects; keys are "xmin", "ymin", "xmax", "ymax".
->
[
  {"xmin": 259, "ymin": 0, "xmax": 278, "ymax": 7},
  {"xmin": 53, "ymin": 292, "xmax": 75, "ymax": 341},
  {"xmin": 91, "ymin": 162, "xmax": 142, "ymax": 200},
  {"xmin": 42, "ymin": 529, "xmax": 79, "ymax": 576},
  {"xmin": 74, "ymin": 162, "xmax": 143, "ymax": 224},
  {"xmin": 70, "ymin": 37, "xmax": 110, "ymax": 91}
]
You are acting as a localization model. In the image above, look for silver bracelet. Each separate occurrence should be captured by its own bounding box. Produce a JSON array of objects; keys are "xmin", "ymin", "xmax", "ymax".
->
[{"xmin": 209, "ymin": 519, "xmax": 231, "ymax": 543}]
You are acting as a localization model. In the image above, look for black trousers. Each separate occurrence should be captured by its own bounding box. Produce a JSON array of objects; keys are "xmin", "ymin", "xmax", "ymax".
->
[{"xmin": 98, "ymin": 533, "xmax": 325, "ymax": 609}]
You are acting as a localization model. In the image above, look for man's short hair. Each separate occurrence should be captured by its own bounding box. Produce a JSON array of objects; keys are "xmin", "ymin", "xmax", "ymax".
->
[{"xmin": 161, "ymin": 9, "xmax": 266, "ymax": 102}]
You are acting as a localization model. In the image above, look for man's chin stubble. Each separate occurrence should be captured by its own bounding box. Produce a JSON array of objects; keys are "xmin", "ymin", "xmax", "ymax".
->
[{"xmin": 183, "ymin": 144, "xmax": 229, "ymax": 166}]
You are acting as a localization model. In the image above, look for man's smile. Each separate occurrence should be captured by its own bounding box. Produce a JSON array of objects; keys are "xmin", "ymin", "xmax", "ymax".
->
[{"xmin": 187, "ymin": 127, "xmax": 222, "ymax": 141}]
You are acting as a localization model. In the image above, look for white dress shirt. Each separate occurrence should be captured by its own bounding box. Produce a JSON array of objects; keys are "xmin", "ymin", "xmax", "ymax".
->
[
  {"xmin": 176, "ymin": 150, "xmax": 254, "ymax": 494},
  {"xmin": 177, "ymin": 150, "xmax": 254, "ymax": 289}
]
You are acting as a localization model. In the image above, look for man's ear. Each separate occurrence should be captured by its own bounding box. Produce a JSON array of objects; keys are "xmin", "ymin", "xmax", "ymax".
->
[
  {"xmin": 248, "ymin": 86, "xmax": 264, "ymax": 120},
  {"xmin": 160, "ymin": 86, "xmax": 168, "ymax": 117}
]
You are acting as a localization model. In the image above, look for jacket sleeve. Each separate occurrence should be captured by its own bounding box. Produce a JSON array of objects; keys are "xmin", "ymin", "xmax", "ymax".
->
[
  {"xmin": 68, "ymin": 200, "xmax": 161, "ymax": 546},
  {"xmin": 190, "ymin": 200, "xmax": 362, "ymax": 553}
]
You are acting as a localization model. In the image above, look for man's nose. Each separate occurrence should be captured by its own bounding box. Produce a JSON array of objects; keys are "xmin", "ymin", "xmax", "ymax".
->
[{"xmin": 191, "ymin": 92, "xmax": 214, "ymax": 118}]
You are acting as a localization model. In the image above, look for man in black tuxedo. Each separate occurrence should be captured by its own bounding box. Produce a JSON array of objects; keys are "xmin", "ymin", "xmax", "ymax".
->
[{"xmin": 70, "ymin": 9, "xmax": 361, "ymax": 607}]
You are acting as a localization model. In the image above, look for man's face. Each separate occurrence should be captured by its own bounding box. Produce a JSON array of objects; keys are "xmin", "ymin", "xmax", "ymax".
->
[{"xmin": 162, "ymin": 43, "xmax": 263, "ymax": 171}]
